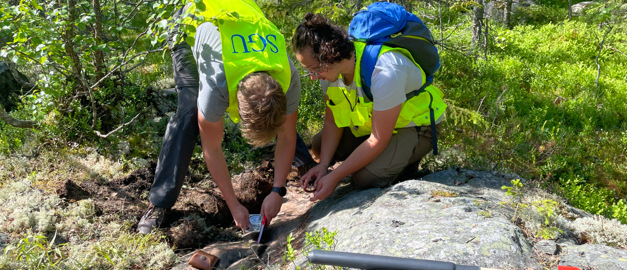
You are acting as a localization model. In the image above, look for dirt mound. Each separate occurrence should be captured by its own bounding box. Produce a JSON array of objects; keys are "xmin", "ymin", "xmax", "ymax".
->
[{"xmin": 55, "ymin": 150, "xmax": 304, "ymax": 252}]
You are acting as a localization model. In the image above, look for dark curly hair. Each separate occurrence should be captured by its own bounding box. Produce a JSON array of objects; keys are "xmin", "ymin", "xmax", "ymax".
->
[{"xmin": 292, "ymin": 13, "xmax": 354, "ymax": 67}]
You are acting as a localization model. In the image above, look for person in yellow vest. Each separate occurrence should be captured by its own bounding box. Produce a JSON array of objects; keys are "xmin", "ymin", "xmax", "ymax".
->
[
  {"xmin": 138, "ymin": 0, "xmax": 315, "ymax": 234},
  {"xmin": 293, "ymin": 13, "xmax": 447, "ymax": 201}
]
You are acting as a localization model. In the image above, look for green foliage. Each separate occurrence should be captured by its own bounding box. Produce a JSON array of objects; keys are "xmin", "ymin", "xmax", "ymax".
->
[
  {"xmin": 510, "ymin": 5, "xmax": 567, "ymax": 26},
  {"xmin": 221, "ymin": 117, "xmax": 270, "ymax": 174},
  {"xmin": 502, "ymin": 179, "xmax": 529, "ymax": 221},
  {"xmin": 0, "ymin": 119, "xmax": 28, "ymax": 155},
  {"xmin": 440, "ymin": 16, "xmax": 627, "ymax": 223},
  {"xmin": 313, "ymin": 3, "xmax": 351, "ymax": 26},
  {"xmin": 477, "ymin": 209, "xmax": 493, "ymax": 218},
  {"xmin": 284, "ymin": 227, "xmax": 340, "ymax": 270},
  {"xmin": 1, "ymin": 233, "xmax": 66, "ymax": 269},
  {"xmin": 502, "ymin": 180, "xmax": 563, "ymax": 239},
  {"xmin": 578, "ymin": 0, "xmax": 627, "ymax": 27},
  {"xmin": 296, "ymin": 79, "xmax": 325, "ymax": 139},
  {"xmin": 532, "ymin": 199, "xmax": 562, "ymax": 239},
  {"xmin": 305, "ymin": 227, "xmax": 337, "ymax": 252},
  {"xmin": 450, "ymin": 0, "xmax": 482, "ymax": 13},
  {"xmin": 560, "ymin": 176, "xmax": 627, "ymax": 224},
  {"xmin": 0, "ymin": 0, "xmax": 177, "ymax": 154},
  {"xmin": 0, "ymin": 0, "xmax": 626, "ymax": 268},
  {"xmin": 283, "ymin": 233, "xmax": 298, "ymax": 268}
]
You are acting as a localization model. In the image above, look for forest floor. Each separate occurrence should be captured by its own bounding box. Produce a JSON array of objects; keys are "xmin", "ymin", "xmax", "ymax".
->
[{"xmin": 54, "ymin": 147, "xmax": 317, "ymax": 268}]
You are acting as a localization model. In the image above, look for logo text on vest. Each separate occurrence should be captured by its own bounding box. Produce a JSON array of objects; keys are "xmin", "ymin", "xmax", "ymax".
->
[{"xmin": 231, "ymin": 34, "xmax": 280, "ymax": 53}]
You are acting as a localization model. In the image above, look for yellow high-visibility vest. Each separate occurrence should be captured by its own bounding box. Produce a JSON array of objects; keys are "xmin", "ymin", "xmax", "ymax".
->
[
  {"xmin": 326, "ymin": 42, "xmax": 446, "ymax": 137},
  {"xmin": 182, "ymin": 0, "xmax": 291, "ymax": 122}
]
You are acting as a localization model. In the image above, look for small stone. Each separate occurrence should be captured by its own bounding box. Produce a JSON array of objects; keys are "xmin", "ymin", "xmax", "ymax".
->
[{"xmin": 534, "ymin": 240, "xmax": 558, "ymax": 255}]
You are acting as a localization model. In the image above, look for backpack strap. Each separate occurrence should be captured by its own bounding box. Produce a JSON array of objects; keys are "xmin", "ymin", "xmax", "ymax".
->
[
  {"xmin": 427, "ymin": 90, "xmax": 438, "ymax": 155},
  {"xmin": 360, "ymin": 45, "xmax": 433, "ymax": 102},
  {"xmin": 360, "ymin": 43, "xmax": 382, "ymax": 102},
  {"xmin": 405, "ymin": 85, "xmax": 438, "ymax": 155},
  {"xmin": 359, "ymin": 45, "xmax": 439, "ymax": 155}
]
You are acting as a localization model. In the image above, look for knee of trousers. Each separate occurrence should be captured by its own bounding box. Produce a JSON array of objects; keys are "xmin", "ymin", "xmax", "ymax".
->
[{"xmin": 352, "ymin": 168, "xmax": 390, "ymax": 190}]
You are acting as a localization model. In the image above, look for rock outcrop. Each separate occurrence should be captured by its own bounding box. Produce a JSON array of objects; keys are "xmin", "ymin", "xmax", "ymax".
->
[
  {"xmin": 172, "ymin": 169, "xmax": 627, "ymax": 269},
  {"xmin": 294, "ymin": 169, "xmax": 627, "ymax": 270}
]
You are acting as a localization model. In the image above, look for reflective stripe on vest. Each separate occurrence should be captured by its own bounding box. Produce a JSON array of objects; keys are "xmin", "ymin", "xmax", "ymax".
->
[
  {"xmin": 326, "ymin": 42, "xmax": 446, "ymax": 138},
  {"xmin": 182, "ymin": 0, "xmax": 291, "ymax": 123}
]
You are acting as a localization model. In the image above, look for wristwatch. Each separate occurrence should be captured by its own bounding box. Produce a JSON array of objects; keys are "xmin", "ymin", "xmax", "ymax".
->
[{"xmin": 272, "ymin": 186, "xmax": 287, "ymax": 197}]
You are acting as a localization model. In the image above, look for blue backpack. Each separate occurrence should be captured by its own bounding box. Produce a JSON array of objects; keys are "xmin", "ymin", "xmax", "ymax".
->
[
  {"xmin": 348, "ymin": 2, "xmax": 440, "ymax": 101},
  {"xmin": 348, "ymin": 2, "xmax": 442, "ymax": 155}
]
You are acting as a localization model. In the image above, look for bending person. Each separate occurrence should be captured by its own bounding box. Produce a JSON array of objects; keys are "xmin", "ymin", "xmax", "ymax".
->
[
  {"xmin": 292, "ymin": 13, "xmax": 446, "ymax": 201},
  {"xmin": 138, "ymin": 0, "xmax": 315, "ymax": 234}
]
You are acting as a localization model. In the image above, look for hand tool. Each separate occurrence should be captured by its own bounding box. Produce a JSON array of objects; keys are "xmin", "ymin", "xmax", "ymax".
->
[{"xmin": 256, "ymin": 216, "xmax": 267, "ymax": 243}]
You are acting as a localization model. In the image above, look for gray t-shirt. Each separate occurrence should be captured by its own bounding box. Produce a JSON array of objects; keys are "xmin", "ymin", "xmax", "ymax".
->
[
  {"xmin": 321, "ymin": 51, "xmax": 422, "ymax": 111},
  {"xmin": 321, "ymin": 51, "xmax": 442, "ymax": 126},
  {"xmin": 193, "ymin": 22, "xmax": 302, "ymax": 122}
]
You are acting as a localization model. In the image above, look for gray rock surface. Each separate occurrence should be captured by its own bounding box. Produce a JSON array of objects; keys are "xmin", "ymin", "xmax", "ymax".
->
[
  {"xmin": 303, "ymin": 173, "xmax": 538, "ymax": 269},
  {"xmin": 559, "ymin": 244, "xmax": 627, "ymax": 270},
  {"xmin": 535, "ymin": 240, "xmax": 558, "ymax": 255},
  {"xmin": 294, "ymin": 169, "xmax": 627, "ymax": 270},
  {"xmin": 572, "ymin": 1, "xmax": 596, "ymax": 14}
]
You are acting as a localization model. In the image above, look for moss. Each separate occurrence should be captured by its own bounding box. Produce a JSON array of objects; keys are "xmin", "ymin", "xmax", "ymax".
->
[
  {"xmin": 66, "ymin": 232, "xmax": 177, "ymax": 269},
  {"xmin": 571, "ymin": 216, "xmax": 627, "ymax": 249},
  {"xmin": 0, "ymin": 180, "xmax": 63, "ymax": 234},
  {"xmin": 0, "ymin": 179, "xmax": 177, "ymax": 269}
]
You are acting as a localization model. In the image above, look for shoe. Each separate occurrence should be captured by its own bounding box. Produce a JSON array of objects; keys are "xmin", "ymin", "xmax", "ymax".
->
[{"xmin": 137, "ymin": 205, "xmax": 167, "ymax": 234}]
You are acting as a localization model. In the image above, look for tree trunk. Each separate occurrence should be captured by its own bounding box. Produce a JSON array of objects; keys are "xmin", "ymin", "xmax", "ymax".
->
[
  {"xmin": 595, "ymin": 25, "xmax": 613, "ymax": 94},
  {"xmin": 472, "ymin": 0, "xmax": 484, "ymax": 53},
  {"xmin": 567, "ymin": 0, "xmax": 572, "ymax": 20},
  {"xmin": 504, "ymin": 0, "xmax": 512, "ymax": 28},
  {"xmin": 93, "ymin": 0, "xmax": 105, "ymax": 81},
  {"xmin": 64, "ymin": 0, "xmax": 84, "ymax": 87},
  {"xmin": 483, "ymin": 12, "xmax": 489, "ymax": 60},
  {"xmin": 64, "ymin": 0, "xmax": 98, "ymax": 127},
  {"xmin": 0, "ymin": 105, "xmax": 37, "ymax": 128}
]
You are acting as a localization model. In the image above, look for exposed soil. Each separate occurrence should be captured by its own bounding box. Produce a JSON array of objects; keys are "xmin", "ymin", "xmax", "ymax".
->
[{"xmin": 55, "ymin": 147, "xmax": 316, "ymax": 268}]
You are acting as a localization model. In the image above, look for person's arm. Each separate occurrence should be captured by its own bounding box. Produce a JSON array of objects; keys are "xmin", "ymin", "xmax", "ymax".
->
[
  {"xmin": 198, "ymin": 111, "xmax": 250, "ymax": 231},
  {"xmin": 299, "ymin": 95, "xmax": 343, "ymax": 189},
  {"xmin": 308, "ymin": 103, "xmax": 402, "ymax": 201},
  {"xmin": 260, "ymin": 110, "xmax": 297, "ymax": 223}
]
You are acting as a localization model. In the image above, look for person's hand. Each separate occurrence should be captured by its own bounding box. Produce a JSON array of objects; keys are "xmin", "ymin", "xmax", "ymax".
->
[
  {"xmin": 300, "ymin": 163, "xmax": 329, "ymax": 190},
  {"xmin": 230, "ymin": 203, "xmax": 251, "ymax": 232},
  {"xmin": 309, "ymin": 174, "xmax": 340, "ymax": 201},
  {"xmin": 260, "ymin": 191, "xmax": 283, "ymax": 224}
]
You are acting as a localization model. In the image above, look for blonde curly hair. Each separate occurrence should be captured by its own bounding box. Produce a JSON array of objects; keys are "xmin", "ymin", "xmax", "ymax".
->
[{"xmin": 237, "ymin": 72, "xmax": 287, "ymax": 146}]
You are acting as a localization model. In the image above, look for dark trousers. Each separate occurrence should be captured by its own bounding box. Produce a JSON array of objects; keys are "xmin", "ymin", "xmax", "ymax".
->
[{"xmin": 149, "ymin": 23, "xmax": 313, "ymax": 208}]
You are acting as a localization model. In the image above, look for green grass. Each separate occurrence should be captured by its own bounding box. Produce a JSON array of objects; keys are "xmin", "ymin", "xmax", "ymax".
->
[{"xmin": 435, "ymin": 16, "xmax": 627, "ymax": 222}]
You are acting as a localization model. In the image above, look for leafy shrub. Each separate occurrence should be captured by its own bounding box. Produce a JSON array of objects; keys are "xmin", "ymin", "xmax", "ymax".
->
[
  {"xmin": 510, "ymin": 5, "xmax": 567, "ymax": 26},
  {"xmin": 560, "ymin": 176, "xmax": 627, "ymax": 224},
  {"xmin": 284, "ymin": 227, "xmax": 339, "ymax": 270},
  {"xmin": 502, "ymin": 180, "xmax": 564, "ymax": 239},
  {"xmin": 440, "ymin": 17, "xmax": 627, "ymax": 223}
]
